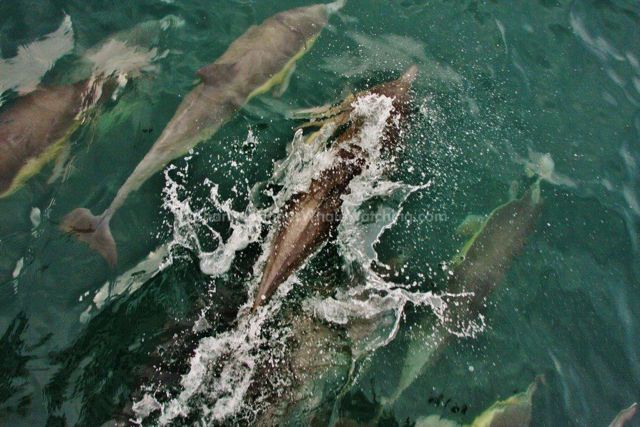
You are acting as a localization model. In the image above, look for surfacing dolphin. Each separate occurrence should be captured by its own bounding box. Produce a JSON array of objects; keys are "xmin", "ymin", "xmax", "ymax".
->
[
  {"xmin": 251, "ymin": 65, "xmax": 418, "ymax": 312},
  {"xmin": 61, "ymin": 1, "xmax": 345, "ymax": 267}
]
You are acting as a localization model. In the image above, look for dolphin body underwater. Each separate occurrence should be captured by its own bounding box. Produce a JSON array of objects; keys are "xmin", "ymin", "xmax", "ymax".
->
[
  {"xmin": 249, "ymin": 312, "xmax": 540, "ymax": 426},
  {"xmin": 255, "ymin": 181, "xmax": 542, "ymax": 425},
  {"xmin": 61, "ymin": 1, "xmax": 345, "ymax": 267},
  {"xmin": 0, "ymin": 18, "xmax": 172, "ymax": 200},
  {"xmin": 251, "ymin": 65, "xmax": 418, "ymax": 312},
  {"xmin": 0, "ymin": 79, "xmax": 112, "ymax": 198},
  {"xmin": 245, "ymin": 180, "xmax": 545, "ymax": 425},
  {"xmin": 385, "ymin": 179, "xmax": 543, "ymax": 410}
]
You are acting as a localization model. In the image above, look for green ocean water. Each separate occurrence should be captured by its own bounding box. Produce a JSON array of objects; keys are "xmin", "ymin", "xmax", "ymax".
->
[{"xmin": 1, "ymin": 0, "xmax": 639, "ymax": 426}]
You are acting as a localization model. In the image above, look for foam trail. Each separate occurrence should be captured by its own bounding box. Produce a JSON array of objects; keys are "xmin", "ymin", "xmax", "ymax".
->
[{"xmin": 134, "ymin": 274, "xmax": 298, "ymax": 425}]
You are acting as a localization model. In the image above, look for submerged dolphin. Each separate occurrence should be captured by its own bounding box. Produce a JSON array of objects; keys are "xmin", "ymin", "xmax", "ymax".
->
[
  {"xmin": 254, "ymin": 315, "xmax": 539, "ymax": 426},
  {"xmin": 61, "ymin": 1, "xmax": 344, "ymax": 267},
  {"xmin": 412, "ymin": 377, "xmax": 540, "ymax": 427},
  {"xmin": 251, "ymin": 66, "xmax": 418, "ymax": 312},
  {"xmin": 609, "ymin": 403, "xmax": 638, "ymax": 427},
  {"xmin": 389, "ymin": 180, "xmax": 543, "ymax": 407},
  {"xmin": 250, "ymin": 313, "xmax": 352, "ymax": 425},
  {"xmin": 0, "ymin": 19, "xmax": 171, "ymax": 200},
  {"xmin": 0, "ymin": 78, "xmax": 115, "ymax": 199}
]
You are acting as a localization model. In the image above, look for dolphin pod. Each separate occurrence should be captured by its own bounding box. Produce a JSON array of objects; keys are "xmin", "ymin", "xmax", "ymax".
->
[
  {"xmin": 268, "ymin": 181, "xmax": 543, "ymax": 425},
  {"xmin": 61, "ymin": 1, "xmax": 344, "ymax": 267},
  {"xmin": 251, "ymin": 65, "xmax": 418, "ymax": 312}
]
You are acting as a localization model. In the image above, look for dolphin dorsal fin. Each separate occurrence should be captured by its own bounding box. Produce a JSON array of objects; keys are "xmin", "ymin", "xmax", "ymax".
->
[{"xmin": 196, "ymin": 63, "xmax": 236, "ymax": 86}]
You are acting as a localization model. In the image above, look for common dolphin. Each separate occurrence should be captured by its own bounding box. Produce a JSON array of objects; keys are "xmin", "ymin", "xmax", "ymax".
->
[
  {"xmin": 389, "ymin": 180, "xmax": 543, "ymax": 407},
  {"xmin": 0, "ymin": 19, "xmax": 171, "ymax": 200},
  {"xmin": 251, "ymin": 314, "xmax": 352, "ymax": 426},
  {"xmin": 255, "ymin": 314, "xmax": 539, "ymax": 426},
  {"xmin": 251, "ymin": 65, "xmax": 418, "ymax": 312},
  {"xmin": 409, "ymin": 377, "xmax": 540, "ymax": 427},
  {"xmin": 61, "ymin": 1, "xmax": 345, "ymax": 267},
  {"xmin": 0, "ymin": 78, "xmax": 116, "ymax": 199},
  {"xmin": 609, "ymin": 402, "xmax": 638, "ymax": 427}
]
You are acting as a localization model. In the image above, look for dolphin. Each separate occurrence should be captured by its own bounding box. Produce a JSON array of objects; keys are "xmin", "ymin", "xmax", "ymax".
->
[
  {"xmin": 411, "ymin": 377, "xmax": 540, "ymax": 427},
  {"xmin": 254, "ymin": 312, "xmax": 539, "ymax": 426},
  {"xmin": 388, "ymin": 180, "xmax": 543, "ymax": 408},
  {"xmin": 61, "ymin": 1, "xmax": 345, "ymax": 267},
  {"xmin": 0, "ymin": 18, "xmax": 172, "ymax": 200},
  {"xmin": 0, "ymin": 77, "xmax": 116, "ymax": 199},
  {"xmin": 609, "ymin": 403, "xmax": 638, "ymax": 427},
  {"xmin": 251, "ymin": 65, "xmax": 418, "ymax": 312},
  {"xmin": 250, "ymin": 313, "xmax": 352, "ymax": 426}
]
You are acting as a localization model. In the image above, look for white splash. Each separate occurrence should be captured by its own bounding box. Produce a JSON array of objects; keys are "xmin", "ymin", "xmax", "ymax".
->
[
  {"xmin": 198, "ymin": 184, "xmax": 263, "ymax": 276},
  {"xmin": 160, "ymin": 164, "xmax": 265, "ymax": 278},
  {"xmin": 135, "ymin": 94, "xmax": 454, "ymax": 424},
  {"xmin": 136, "ymin": 274, "xmax": 297, "ymax": 425}
]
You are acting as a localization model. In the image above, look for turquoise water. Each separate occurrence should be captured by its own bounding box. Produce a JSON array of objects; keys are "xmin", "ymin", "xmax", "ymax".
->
[{"xmin": 1, "ymin": 0, "xmax": 639, "ymax": 426}]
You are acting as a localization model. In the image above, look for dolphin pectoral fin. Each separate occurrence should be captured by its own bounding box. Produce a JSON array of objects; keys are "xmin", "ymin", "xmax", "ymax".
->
[
  {"xmin": 289, "ymin": 104, "xmax": 335, "ymax": 120},
  {"xmin": 272, "ymin": 63, "xmax": 295, "ymax": 98},
  {"xmin": 61, "ymin": 208, "xmax": 117, "ymax": 267},
  {"xmin": 289, "ymin": 95, "xmax": 354, "ymax": 121},
  {"xmin": 196, "ymin": 63, "xmax": 236, "ymax": 86}
]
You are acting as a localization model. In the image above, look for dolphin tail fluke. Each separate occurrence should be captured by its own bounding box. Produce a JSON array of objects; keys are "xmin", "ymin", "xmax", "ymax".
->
[{"xmin": 61, "ymin": 208, "xmax": 117, "ymax": 267}]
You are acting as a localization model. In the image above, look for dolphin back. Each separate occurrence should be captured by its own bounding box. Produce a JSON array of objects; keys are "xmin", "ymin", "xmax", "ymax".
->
[
  {"xmin": 451, "ymin": 183, "xmax": 542, "ymax": 304},
  {"xmin": 0, "ymin": 82, "xmax": 87, "ymax": 198},
  {"xmin": 197, "ymin": 2, "xmax": 333, "ymax": 94},
  {"xmin": 392, "ymin": 183, "xmax": 542, "ymax": 408}
]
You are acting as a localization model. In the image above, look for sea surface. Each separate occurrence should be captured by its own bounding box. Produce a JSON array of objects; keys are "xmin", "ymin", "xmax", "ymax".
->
[{"xmin": 1, "ymin": 0, "xmax": 639, "ymax": 426}]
